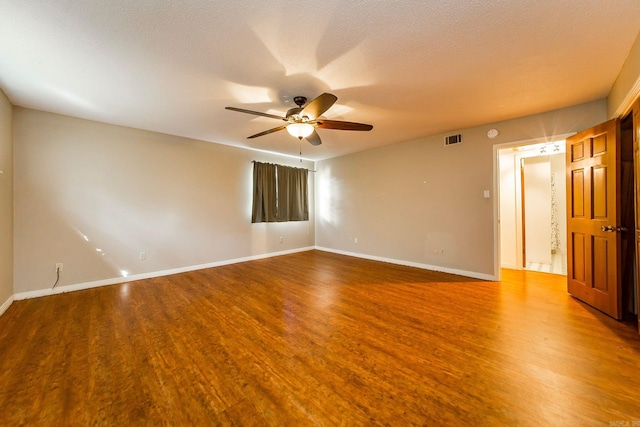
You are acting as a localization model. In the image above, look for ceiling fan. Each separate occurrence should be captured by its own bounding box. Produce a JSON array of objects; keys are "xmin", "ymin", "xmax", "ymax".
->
[{"xmin": 225, "ymin": 93, "xmax": 373, "ymax": 146}]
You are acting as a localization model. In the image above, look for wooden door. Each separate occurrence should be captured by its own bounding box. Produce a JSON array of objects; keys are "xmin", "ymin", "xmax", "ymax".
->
[{"xmin": 566, "ymin": 118, "xmax": 622, "ymax": 319}]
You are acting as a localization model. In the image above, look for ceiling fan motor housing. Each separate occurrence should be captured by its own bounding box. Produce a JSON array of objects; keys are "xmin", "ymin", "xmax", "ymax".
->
[
  {"xmin": 286, "ymin": 107, "xmax": 304, "ymax": 120},
  {"xmin": 287, "ymin": 96, "xmax": 308, "ymax": 120}
]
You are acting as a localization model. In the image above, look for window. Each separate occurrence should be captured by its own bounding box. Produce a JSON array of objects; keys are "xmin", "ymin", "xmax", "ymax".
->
[{"xmin": 251, "ymin": 161, "xmax": 308, "ymax": 223}]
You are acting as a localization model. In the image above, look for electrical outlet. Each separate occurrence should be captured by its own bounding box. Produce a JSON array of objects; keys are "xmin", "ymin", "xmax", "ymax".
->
[
  {"xmin": 432, "ymin": 249, "xmax": 438, "ymax": 255},
  {"xmin": 139, "ymin": 252, "xmax": 146, "ymax": 260},
  {"xmin": 279, "ymin": 236, "xmax": 284, "ymax": 243},
  {"xmin": 354, "ymin": 237, "xmax": 358, "ymax": 243},
  {"xmin": 56, "ymin": 263, "xmax": 63, "ymax": 272}
]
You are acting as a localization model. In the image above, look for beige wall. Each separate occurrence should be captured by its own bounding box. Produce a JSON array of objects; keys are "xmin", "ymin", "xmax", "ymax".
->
[
  {"xmin": 315, "ymin": 100, "xmax": 607, "ymax": 279},
  {"xmin": 0, "ymin": 90, "xmax": 12, "ymax": 307},
  {"xmin": 13, "ymin": 108, "xmax": 314, "ymax": 294},
  {"xmin": 609, "ymin": 30, "xmax": 640, "ymax": 117}
]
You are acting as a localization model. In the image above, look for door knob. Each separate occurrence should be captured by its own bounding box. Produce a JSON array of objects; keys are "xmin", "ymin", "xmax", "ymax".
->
[{"xmin": 601, "ymin": 225, "xmax": 627, "ymax": 232}]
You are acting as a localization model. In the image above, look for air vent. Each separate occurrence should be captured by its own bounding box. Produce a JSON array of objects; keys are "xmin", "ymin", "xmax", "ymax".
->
[{"xmin": 444, "ymin": 134, "xmax": 462, "ymax": 146}]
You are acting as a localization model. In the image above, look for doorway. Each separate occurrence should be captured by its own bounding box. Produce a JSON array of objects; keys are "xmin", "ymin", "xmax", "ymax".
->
[{"xmin": 498, "ymin": 141, "xmax": 567, "ymax": 275}]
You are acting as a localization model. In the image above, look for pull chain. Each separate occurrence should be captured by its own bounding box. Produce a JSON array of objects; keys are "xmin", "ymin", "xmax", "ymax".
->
[{"xmin": 299, "ymin": 139, "xmax": 302, "ymax": 162}]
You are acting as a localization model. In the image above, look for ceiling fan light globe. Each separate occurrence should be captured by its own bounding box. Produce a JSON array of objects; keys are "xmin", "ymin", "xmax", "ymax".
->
[{"xmin": 286, "ymin": 123, "xmax": 314, "ymax": 139}]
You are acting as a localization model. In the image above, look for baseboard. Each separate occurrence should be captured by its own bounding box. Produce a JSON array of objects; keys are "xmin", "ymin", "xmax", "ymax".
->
[
  {"xmin": 0, "ymin": 294, "xmax": 14, "ymax": 317},
  {"xmin": 13, "ymin": 246, "xmax": 315, "ymax": 301},
  {"xmin": 11, "ymin": 245, "xmax": 494, "ymax": 302},
  {"xmin": 500, "ymin": 263, "xmax": 519, "ymax": 270},
  {"xmin": 315, "ymin": 246, "xmax": 496, "ymax": 281}
]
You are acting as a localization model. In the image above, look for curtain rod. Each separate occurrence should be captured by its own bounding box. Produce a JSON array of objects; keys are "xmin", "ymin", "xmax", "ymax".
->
[{"xmin": 251, "ymin": 160, "xmax": 316, "ymax": 172}]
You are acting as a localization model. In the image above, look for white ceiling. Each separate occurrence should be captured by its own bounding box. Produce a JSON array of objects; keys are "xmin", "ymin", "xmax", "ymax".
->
[{"xmin": 1, "ymin": 1, "xmax": 639, "ymax": 161}]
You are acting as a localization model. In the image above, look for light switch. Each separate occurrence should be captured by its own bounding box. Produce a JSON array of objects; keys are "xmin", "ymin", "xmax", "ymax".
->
[{"xmin": 483, "ymin": 190, "xmax": 490, "ymax": 199}]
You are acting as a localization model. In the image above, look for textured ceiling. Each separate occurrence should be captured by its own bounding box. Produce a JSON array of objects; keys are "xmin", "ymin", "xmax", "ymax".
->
[{"xmin": 1, "ymin": 0, "xmax": 639, "ymax": 160}]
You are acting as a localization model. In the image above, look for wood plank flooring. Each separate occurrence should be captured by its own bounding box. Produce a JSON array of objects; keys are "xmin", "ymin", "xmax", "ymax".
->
[{"xmin": 1, "ymin": 250, "xmax": 639, "ymax": 425}]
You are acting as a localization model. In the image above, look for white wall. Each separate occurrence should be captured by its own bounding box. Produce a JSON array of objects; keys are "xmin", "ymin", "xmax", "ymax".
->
[
  {"xmin": 13, "ymin": 108, "xmax": 315, "ymax": 294},
  {"xmin": 0, "ymin": 89, "xmax": 12, "ymax": 310},
  {"xmin": 316, "ymin": 100, "xmax": 607, "ymax": 279},
  {"xmin": 499, "ymin": 149, "xmax": 518, "ymax": 269},
  {"xmin": 523, "ymin": 156, "xmax": 552, "ymax": 264}
]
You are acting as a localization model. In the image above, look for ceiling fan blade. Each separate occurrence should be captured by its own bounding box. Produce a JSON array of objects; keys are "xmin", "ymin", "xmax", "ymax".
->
[
  {"xmin": 305, "ymin": 130, "xmax": 322, "ymax": 146},
  {"xmin": 225, "ymin": 107, "xmax": 286, "ymax": 121},
  {"xmin": 247, "ymin": 125, "xmax": 287, "ymax": 139},
  {"xmin": 301, "ymin": 93, "xmax": 337, "ymax": 120},
  {"xmin": 316, "ymin": 119, "xmax": 373, "ymax": 131}
]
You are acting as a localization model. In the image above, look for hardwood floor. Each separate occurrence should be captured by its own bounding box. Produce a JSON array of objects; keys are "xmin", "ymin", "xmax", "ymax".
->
[{"xmin": 1, "ymin": 250, "xmax": 639, "ymax": 425}]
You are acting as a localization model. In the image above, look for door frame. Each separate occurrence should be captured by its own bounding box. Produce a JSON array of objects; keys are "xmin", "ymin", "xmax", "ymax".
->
[
  {"xmin": 493, "ymin": 133, "xmax": 576, "ymax": 280},
  {"xmin": 520, "ymin": 157, "xmax": 526, "ymax": 268}
]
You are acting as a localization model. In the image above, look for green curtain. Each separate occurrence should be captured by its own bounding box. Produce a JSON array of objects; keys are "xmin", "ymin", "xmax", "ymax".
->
[
  {"xmin": 252, "ymin": 162, "xmax": 308, "ymax": 223},
  {"xmin": 278, "ymin": 165, "xmax": 309, "ymax": 221},
  {"xmin": 252, "ymin": 162, "xmax": 277, "ymax": 223}
]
